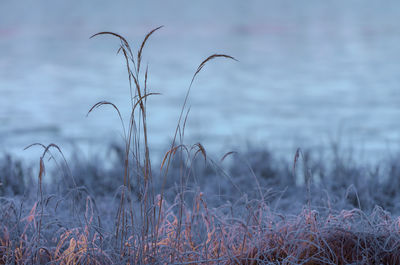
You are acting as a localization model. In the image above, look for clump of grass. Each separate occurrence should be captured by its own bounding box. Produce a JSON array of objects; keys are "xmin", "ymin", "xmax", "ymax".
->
[
  {"xmin": 2, "ymin": 27, "xmax": 400, "ymax": 264},
  {"xmin": 2, "ymin": 188, "xmax": 400, "ymax": 264},
  {"xmin": 0, "ymin": 154, "xmax": 33, "ymax": 196}
]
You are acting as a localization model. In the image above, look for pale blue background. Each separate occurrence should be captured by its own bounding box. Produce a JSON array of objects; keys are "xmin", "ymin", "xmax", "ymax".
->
[{"xmin": 1, "ymin": 1, "xmax": 399, "ymax": 162}]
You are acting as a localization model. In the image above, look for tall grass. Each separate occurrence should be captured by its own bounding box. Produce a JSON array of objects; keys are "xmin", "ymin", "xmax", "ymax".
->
[{"xmin": 1, "ymin": 27, "xmax": 400, "ymax": 264}]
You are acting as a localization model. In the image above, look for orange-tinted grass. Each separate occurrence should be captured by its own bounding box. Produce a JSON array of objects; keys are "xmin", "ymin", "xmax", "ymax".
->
[{"xmin": 2, "ymin": 196, "xmax": 400, "ymax": 264}]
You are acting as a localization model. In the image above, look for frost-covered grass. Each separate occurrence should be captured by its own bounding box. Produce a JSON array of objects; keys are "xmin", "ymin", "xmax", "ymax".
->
[
  {"xmin": 2, "ymin": 27, "xmax": 400, "ymax": 264},
  {"xmin": 1, "ymin": 148, "xmax": 400, "ymax": 264}
]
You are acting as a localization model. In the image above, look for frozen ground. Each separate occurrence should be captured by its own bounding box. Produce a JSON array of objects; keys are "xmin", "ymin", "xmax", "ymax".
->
[{"xmin": 1, "ymin": 144, "xmax": 400, "ymax": 263}]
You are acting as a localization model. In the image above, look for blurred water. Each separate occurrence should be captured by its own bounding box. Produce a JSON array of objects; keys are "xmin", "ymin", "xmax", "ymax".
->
[{"xmin": 1, "ymin": 0, "xmax": 400, "ymax": 162}]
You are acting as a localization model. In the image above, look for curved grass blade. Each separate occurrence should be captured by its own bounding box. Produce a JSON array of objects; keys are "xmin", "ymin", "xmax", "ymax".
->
[
  {"xmin": 90, "ymin": 31, "xmax": 134, "ymax": 59},
  {"xmin": 193, "ymin": 143, "xmax": 207, "ymax": 163},
  {"xmin": 132, "ymin": 93, "xmax": 161, "ymax": 112},
  {"xmin": 87, "ymin": 101, "xmax": 127, "ymax": 141},
  {"xmin": 137, "ymin": 26, "xmax": 163, "ymax": 73},
  {"xmin": 175, "ymin": 54, "xmax": 238, "ymax": 146}
]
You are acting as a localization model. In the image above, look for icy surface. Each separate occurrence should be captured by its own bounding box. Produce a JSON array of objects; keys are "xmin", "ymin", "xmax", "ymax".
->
[{"xmin": 1, "ymin": 0, "xmax": 400, "ymax": 162}]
